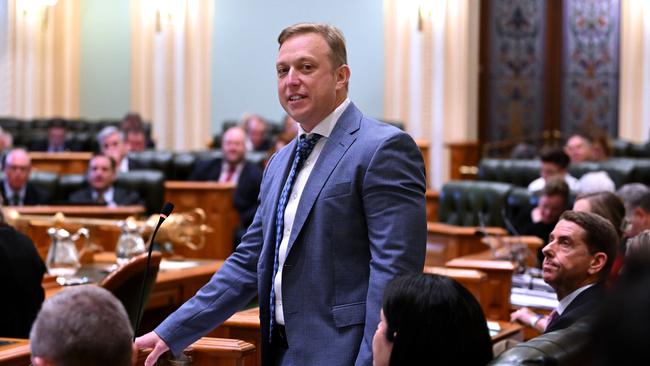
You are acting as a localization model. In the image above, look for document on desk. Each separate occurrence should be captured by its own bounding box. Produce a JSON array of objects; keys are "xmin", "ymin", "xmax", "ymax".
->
[
  {"xmin": 160, "ymin": 260, "xmax": 201, "ymax": 270},
  {"xmin": 510, "ymin": 287, "xmax": 558, "ymax": 310}
]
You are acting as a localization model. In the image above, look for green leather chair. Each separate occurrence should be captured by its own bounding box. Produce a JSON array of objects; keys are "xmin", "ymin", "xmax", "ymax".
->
[
  {"xmin": 489, "ymin": 320, "xmax": 590, "ymax": 366},
  {"xmin": 438, "ymin": 180, "xmax": 513, "ymax": 227}
]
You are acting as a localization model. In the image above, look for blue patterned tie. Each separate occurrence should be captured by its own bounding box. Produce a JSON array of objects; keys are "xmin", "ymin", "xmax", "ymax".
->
[{"xmin": 269, "ymin": 133, "xmax": 322, "ymax": 341}]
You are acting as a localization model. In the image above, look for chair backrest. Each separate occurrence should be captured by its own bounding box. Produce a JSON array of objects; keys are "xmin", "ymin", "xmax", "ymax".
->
[
  {"xmin": 100, "ymin": 251, "xmax": 162, "ymax": 332},
  {"xmin": 489, "ymin": 320, "xmax": 591, "ymax": 366},
  {"xmin": 438, "ymin": 180, "xmax": 513, "ymax": 227},
  {"xmin": 116, "ymin": 169, "xmax": 165, "ymax": 215}
]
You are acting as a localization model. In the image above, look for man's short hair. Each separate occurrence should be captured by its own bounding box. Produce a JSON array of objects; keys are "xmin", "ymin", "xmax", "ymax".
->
[
  {"xmin": 617, "ymin": 183, "xmax": 650, "ymax": 212},
  {"xmin": 633, "ymin": 191, "xmax": 650, "ymax": 214},
  {"xmin": 30, "ymin": 286, "xmax": 134, "ymax": 366},
  {"xmin": 97, "ymin": 126, "xmax": 124, "ymax": 146},
  {"xmin": 559, "ymin": 210, "xmax": 618, "ymax": 281},
  {"xmin": 91, "ymin": 153, "xmax": 117, "ymax": 172},
  {"xmin": 540, "ymin": 147, "xmax": 570, "ymax": 170},
  {"xmin": 543, "ymin": 176, "xmax": 569, "ymax": 202},
  {"xmin": 278, "ymin": 22, "xmax": 347, "ymax": 69}
]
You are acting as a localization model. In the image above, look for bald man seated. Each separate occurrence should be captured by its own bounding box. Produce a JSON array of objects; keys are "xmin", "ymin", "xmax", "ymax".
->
[
  {"xmin": 189, "ymin": 126, "xmax": 263, "ymax": 246},
  {"xmin": 1, "ymin": 148, "xmax": 50, "ymax": 206}
]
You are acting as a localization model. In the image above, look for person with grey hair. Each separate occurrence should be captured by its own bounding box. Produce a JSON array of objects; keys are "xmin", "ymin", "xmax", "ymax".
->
[
  {"xmin": 30, "ymin": 286, "xmax": 137, "ymax": 366},
  {"xmin": 97, "ymin": 126, "xmax": 130, "ymax": 173},
  {"xmin": 617, "ymin": 183, "xmax": 650, "ymax": 229},
  {"xmin": 0, "ymin": 201, "xmax": 46, "ymax": 338},
  {"xmin": 623, "ymin": 191, "xmax": 650, "ymax": 239}
]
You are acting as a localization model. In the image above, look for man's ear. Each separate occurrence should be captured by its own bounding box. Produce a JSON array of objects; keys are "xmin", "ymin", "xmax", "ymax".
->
[
  {"xmin": 588, "ymin": 252, "xmax": 607, "ymax": 275},
  {"xmin": 335, "ymin": 64, "xmax": 351, "ymax": 90}
]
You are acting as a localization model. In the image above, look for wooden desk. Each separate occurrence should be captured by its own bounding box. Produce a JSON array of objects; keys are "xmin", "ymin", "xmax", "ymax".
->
[
  {"xmin": 423, "ymin": 266, "xmax": 487, "ymax": 307},
  {"xmin": 0, "ymin": 338, "xmax": 30, "ymax": 366},
  {"xmin": 425, "ymin": 189, "xmax": 439, "ymax": 222},
  {"xmin": 165, "ymin": 181, "xmax": 239, "ymax": 260},
  {"xmin": 445, "ymin": 251, "xmax": 515, "ymax": 321},
  {"xmin": 29, "ymin": 151, "xmax": 92, "ymax": 175},
  {"xmin": 426, "ymin": 222, "xmax": 507, "ymax": 266},
  {"xmin": 6, "ymin": 206, "xmax": 146, "ymax": 260},
  {"xmin": 44, "ymin": 253, "xmax": 223, "ymax": 326}
]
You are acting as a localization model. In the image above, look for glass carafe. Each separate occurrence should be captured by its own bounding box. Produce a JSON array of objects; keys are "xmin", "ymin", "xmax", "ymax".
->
[
  {"xmin": 46, "ymin": 228, "xmax": 88, "ymax": 276},
  {"xmin": 116, "ymin": 219, "xmax": 146, "ymax": 265}
]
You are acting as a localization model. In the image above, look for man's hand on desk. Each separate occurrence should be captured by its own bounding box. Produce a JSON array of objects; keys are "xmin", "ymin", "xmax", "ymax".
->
[
  {"xmin": 135, "ymin": 331, "xmax": 169, "ymax": 366},
  {"xmin": 510, "ymin": 307, "xmax": 548, "ymax": 332}
]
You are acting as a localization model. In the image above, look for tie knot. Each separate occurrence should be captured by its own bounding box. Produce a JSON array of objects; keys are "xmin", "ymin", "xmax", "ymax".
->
[{"xmin": 297, "ymin": 133, "xmax": 322, "ymax": 161}]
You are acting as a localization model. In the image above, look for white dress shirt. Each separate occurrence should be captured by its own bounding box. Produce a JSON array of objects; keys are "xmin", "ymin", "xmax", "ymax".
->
[
  {"xmin": 91, "ymin": 187, "xmax": 117, "ymax": 207},
  {"xmin": 218, "ymin": 161, "xmax": 244, "ymax": 184},
  {"xmin": 556, "ymin": 283, "xmax": 595, "ymax": 315},
  {"xmin": 274, "ymin": 98, "xmax": 351, "ymax": 325},
  {"xmin": 3, "ymin": 181, "xmax": 26, "ymax": 206}
]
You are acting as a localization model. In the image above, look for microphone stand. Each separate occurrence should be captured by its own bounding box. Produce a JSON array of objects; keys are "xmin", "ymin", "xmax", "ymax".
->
[{"xmin": 133, "ymin": 202, "xmax": 174, "ymax": 339}]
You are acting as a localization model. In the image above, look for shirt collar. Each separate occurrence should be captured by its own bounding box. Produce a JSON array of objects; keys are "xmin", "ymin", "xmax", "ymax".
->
[
  {"xmin": 3, "ymin": 181, "xmax": 26, "ymax": 200},
  {"xmin": 557, "ymin": 283, "xmax": 595, "ymax": 315},
  {"xmin": 92, "ymin": 186, "xmax": 115, "ymax": 203},
  {"xmin": 298, "ymin": 98, "xmax": 350, "ymax": 139}
]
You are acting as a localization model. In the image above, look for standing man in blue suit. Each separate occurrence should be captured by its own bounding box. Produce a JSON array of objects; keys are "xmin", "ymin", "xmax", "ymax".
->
[{"xmin": 136, "ymin": 23, "xmax": 427, "ymax": 366}]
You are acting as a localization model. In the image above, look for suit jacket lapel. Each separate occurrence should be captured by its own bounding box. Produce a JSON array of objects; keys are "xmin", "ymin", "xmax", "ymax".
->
[{"xmin": 285, "ymin": 104, "xmax": 361, "ymax": 255}]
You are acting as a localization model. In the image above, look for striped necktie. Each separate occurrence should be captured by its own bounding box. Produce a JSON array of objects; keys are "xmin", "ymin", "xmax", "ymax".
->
[{"xmin": 268, "ymin": 133, "xmax": 322, "ymax": 341}]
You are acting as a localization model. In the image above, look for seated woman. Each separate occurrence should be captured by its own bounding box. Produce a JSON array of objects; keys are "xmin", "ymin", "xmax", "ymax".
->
[{"xmin": 373, "ymin": 273, "xmax": 493, "ymax": 366}]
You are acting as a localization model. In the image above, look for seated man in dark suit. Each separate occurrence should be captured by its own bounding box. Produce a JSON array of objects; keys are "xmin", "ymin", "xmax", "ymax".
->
[
  {"xmin": 69, "ymin": 154, "xmax": 142, "ymax": 206},
  {"xmin": 243, "ymin": 114, "xmax": 272, "ymax": 152},
  {"xmin": 189, "ymin": 126, "xmax": 262, "ymax": 245},
  {"xmin": 29, "ymin": 118, "xmax": 81, "ymax": 152},
  {"xmin": 1, "ymin": 148, "xmax": 49, "ymax": 205},
  {"xmin": 0, "ymin": 206, "xmax": 46, "ymax": 338},
  {"xmin": 30, "ymin": 286, "xmax": 136, "ymax": 366},
  {"xmin": 513, "ymin": 211, "xmax": 617, "ymax": 333}
]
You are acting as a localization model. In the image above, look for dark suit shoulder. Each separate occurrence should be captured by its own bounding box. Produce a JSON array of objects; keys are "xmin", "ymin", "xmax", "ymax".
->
[
  {"xmin": 114, "ymin": 187, "xmax": 143, "ymax": 206},
  {"xmin": 68, "ymin": 187, "xmax": 94, "ymax": 204},
  {"xmin": 189, "ymin": 158, "xmax": 222, "ymax": 181}
]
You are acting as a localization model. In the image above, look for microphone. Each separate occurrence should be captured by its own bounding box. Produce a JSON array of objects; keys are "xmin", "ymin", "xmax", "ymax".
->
[{"xmin": 133, "ymin": 202, "xmax": 174, "ymax": 339}]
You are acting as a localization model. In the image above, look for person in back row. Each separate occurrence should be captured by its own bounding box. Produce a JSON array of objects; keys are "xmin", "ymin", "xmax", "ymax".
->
[
  {"xmin": 189, "ymin": 126, "xmax": 263, "ymax": 246},
  {"xmin": 1, "ymin": 148, "xmax": 50, "ymax": 206},
  {"xmin": 68, "ymin": 154, "xmax": 142, "ymax": 207},
  {"xmin": 527, "ymin": 147, "xmax": 578, "ymax": 193}
]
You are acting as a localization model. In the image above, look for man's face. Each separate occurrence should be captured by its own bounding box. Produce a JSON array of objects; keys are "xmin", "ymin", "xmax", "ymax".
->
[
  {"xmin": 101, "ymin": 132, "xmax": 126, "ymax": 164},
  {"xmin": 276, "ymin": 33, "xmax": 349, "ymax": 131},
  {"xmin": 48, "ymin": 127, "xmax": 66, "ymax": 148},
  {"xmin": 542, "ymin": 220, "xmax": 599, "ymax": 294},
  {"xmin": 126, "ymin": 131, "xmax": 146, "ymax": 152},
  {"xmin": 540, "ymin": 162, "xmax": 563, "ymax": 180},
  {"xmin": 565, "ymin": 136, "xmax": 592, "ymax": 163},
  {"xmin": 88, "ymin": 156, "xmax": 116, "ymax": 192},
  {"xmin": 248, "ymin": 119, "xmax": 267, "ymax": 149},
  {"xmin": 222, "ymin": 128, "xmax": 246, "ymax": 165},
  {"xmin": 627, "ymin": 208, "xmax": 650, "ymax": 238},
  {"xmin": 4, "ymin": 151, "xmax": 31, "ymax": 191},
  {"xmin": 538, "ymin": 194, "xmax": 566, "ymax": 224}
]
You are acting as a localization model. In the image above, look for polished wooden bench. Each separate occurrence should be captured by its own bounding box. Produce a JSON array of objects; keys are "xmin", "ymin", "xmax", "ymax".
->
[
  {"xmin": 445, "ymin": 251, "xmax": 515, "ymax": 321},
  {"xmin": 29, "ymin": 151, "xmax": 92, "ymax": 175},
  {"xmin": 5, "ymin": 205, "xmax": 146, "ymax": 259},
  {"xmin": 164, "ymin": 181, "xmax": 239, "ymax": 260}
]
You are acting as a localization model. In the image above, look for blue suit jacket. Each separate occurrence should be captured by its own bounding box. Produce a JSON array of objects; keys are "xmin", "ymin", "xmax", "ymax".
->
[{"xmin": 155, "ymin": 103, "xmax": 427, "ymax": 365}]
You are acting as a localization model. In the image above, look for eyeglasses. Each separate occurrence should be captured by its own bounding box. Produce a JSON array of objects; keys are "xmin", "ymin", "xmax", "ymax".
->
[{"xmin": 5, "ymin": 164, "xmax": 30, "ymax": 172}]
